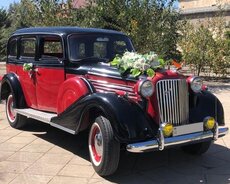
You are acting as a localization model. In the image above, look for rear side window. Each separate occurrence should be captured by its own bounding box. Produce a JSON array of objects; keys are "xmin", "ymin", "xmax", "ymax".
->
[
  {"xmin": 8, "ymin": 38, "xmax": 17, "ymax": 58},
  {"xmin": 40, "ymin": 36, "xmax": 63, "ymax": 60},
  {"xmin": 20, "ymin": 38, "xmax": 36, "ymax": 58}
]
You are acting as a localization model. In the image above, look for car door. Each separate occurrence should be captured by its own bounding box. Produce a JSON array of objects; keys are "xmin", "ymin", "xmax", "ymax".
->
[
  {"xmin": 16, "ymin": 36, "xmax": 38, "ymax": 109},
  {"xmin": 35, "ymin": 35, "xmax": 65, "ymax": 113}
]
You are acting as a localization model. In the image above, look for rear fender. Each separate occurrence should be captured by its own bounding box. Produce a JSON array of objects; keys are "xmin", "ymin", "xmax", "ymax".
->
[{"xmin": 0, "ymin": 73, "xmax": 27, "ymax": 108}]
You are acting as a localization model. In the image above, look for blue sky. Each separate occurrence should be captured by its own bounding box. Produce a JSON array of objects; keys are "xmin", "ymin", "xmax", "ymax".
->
[{"xmin": 0, "ymin": 0, "xmax": 20, "ymax": 9}]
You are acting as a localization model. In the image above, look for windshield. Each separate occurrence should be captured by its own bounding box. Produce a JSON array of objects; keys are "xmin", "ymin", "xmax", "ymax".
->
[{"xmin": 68, "ymin": 34, "xmax": 134, "ymax": 62}]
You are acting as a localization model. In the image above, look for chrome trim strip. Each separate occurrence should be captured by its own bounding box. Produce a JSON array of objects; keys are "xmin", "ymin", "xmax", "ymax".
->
[
  {"xmin": 94, "ymin": 86, "xmax": 136, "ymax": 96},
  {"xmin": 91, "ymin": 82, "xmax": 134, "ymax": 92},
  {"xmin": 158, "ymin": 124, "xmax": 165, "ymax": 151},
  {"xmin": 89, "ymin": 79, "xmax": 134, "ymax": 89},
  {"xmin": 80, "ymin": 77, "xmax": 94, "ymax": 93},
  {"xmin": 214, "ymin": 122, "xmax": 219, "ymax": 141},
  {"xmin": 50, "ymin": 122, "xmax": 76, "ymax": 135},
  {"xmin": 88, "ymin": 72, "xmax": 137, "ymax": 82},
  {"xmin": 126, "ymin": 127, "xmax": 229, "ymax": 153}
]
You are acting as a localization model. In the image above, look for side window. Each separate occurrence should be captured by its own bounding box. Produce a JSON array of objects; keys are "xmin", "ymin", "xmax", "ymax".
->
[
  {"xmin": 8, "ymin": 38, "xmax": 17, "ymax": 58},
  {"xmin": 41, "ymin": 36, "xmax": 63, "ymax": 60},
  {"xmin": 20, "ymin": 38, "xmax": 36, "ymax": 58}
]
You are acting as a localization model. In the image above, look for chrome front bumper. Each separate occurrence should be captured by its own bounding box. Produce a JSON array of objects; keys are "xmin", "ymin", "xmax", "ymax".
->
[{"xmin": 126, "ymin": 126, "xmax": 229, "ymax": 153}]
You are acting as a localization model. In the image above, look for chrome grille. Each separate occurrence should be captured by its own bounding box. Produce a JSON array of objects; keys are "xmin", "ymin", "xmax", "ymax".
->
[{"xmin": 156, "ymin": 79, "xmax": 189, "ymax": 126}]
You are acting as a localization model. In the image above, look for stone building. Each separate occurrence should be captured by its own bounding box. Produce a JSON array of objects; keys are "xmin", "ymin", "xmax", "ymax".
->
[
  {"xmin": 179, "ymin": 0, "xmax": 230, "ymax": 27},
  {"xmin": 72, "ymin": 0, "xmax": 87, "ymax": 8}
]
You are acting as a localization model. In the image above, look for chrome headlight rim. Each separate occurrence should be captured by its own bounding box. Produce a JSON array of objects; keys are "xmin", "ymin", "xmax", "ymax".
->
[
  {"xmin": 190, "ymin": 76, "xmax": 203, "ymax": 93},
  {"xmin": 138, "ymin": 79, "xmax": 154, "ymax": 98}
]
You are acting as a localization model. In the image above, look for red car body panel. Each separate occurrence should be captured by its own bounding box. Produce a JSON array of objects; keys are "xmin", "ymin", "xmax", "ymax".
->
[
  {"xmin": 12, "ymin": 64, "xmax": 37, "ymax": 108},
  {"xmin": 57, "ymin": 74, "xmax": 89, "ymax": 114},
  {"xmin": 35, "ymin": 67, "xmax": 65, "ymax": 112}
]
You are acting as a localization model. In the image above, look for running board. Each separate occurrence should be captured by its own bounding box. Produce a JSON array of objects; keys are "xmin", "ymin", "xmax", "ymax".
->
[{"xmin": 15, "ymin": 108, "xmax": 76, "ymax": 134}]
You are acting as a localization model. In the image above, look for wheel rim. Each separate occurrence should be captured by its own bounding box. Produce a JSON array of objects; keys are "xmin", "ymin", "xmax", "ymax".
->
[
  {"xmin": 89, "ymin": 122, "xmax": 103, "ymax": 166},
  {"xmin": 6, "ymin": 95, "xmax": 16, "ymax": 123}
]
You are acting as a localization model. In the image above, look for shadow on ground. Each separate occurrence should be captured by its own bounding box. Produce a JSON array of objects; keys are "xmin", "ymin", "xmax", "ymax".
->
[{"xmin": 22, "ymin": 119, "xmax": 230, "ymax": 184}]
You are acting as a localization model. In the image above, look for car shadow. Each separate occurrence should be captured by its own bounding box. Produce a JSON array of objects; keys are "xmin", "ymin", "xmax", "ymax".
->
[{"xmin": 23, "ymin": 119, "xmax": 230, "ymax": 184}]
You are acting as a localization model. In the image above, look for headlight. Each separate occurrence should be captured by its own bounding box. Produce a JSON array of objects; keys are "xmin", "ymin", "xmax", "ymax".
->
[
  {"xmin": 190, "ymin": 76, "xmax": 203, "ymax": 93},
  {"xmin": 138, "ymin": 80, "xmax": 154, "ymax": 98}
]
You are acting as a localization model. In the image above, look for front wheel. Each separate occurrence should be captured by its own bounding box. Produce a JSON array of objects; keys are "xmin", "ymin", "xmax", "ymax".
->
[
  {"xmin": 181, "ymin": 141, "xmax": 212, "ymax": 155},
  {"xmin": 88, "ymin": 116, "xmax": 120, "ymax": 176},
  {"xmin": 6, "ymin": 94, "xmax": 27, "ymax": 129}
]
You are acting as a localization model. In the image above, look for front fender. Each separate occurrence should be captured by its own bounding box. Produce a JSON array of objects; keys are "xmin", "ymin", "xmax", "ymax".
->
[
  {"xmin": 189, "ymin": 90, "xmax": 225, "ymax": 126},
  {"xmin": 0, "ymin": 73, "xmax": 26, "ymax": 108},
  {"xmin": 52, "ymin": 93, "xmax": 157, "ymax": 143}
]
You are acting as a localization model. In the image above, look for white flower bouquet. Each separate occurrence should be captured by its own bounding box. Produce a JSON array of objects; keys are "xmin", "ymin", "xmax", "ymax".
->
[{"xmin": 110, "ymin": 51, "xmax": 165, "ymax": 77}]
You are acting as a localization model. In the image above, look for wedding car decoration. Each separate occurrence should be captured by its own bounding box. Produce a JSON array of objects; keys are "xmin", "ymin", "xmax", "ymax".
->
[{"xmin": 110, "ymin": 51, "xmax": 165, "ymax": 77}]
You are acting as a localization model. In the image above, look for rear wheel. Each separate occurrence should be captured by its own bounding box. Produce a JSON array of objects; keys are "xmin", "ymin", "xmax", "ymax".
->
[
  {"xmin": 181, "ymin": 141, "xmax": 212, "ymax": 155},
  {"xmin": 88, "ymin": 116, "xmax": 120, "ymax": 176},
  {"xmin": 6, "ymin": 94, "xmax": 27, "ymax": 129}
]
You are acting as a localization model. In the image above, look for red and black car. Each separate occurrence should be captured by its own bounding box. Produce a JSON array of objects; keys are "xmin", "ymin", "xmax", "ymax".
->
[{"xmin": 0, "ymin": 27, "xmax": 228, "ymax": 176}]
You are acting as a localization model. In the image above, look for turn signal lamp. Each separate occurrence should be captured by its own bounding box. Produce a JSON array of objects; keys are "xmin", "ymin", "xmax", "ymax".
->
[
  {"xmin": 162, "ymin": 123, "xmax": 173, "ymax": 137},
  {"xmin": 204, "ymin": 117, "xmax": 215, "ymax": 130}
]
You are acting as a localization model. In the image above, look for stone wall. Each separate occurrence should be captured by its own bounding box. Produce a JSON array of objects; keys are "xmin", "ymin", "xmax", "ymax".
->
[
  {"xmin": 179, "ymin": 0, "xmax": 230, "ymax": 27},
  {"xmin": 179, "ymin": 0, "xmax": 229, "ymax": 10}
]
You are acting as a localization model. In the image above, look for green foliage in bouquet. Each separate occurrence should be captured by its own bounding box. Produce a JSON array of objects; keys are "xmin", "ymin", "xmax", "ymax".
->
[
  {"xmin": 23, "ymin": 63, "xmax": 33, "ymax": 71},
  {"xmin": 111, "ymin": 51, "xmax": 165, "ymax": 77}
]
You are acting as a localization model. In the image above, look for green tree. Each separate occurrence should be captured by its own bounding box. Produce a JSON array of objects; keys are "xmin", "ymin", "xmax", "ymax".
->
[
  {"xmin": 179, "ymin": 17, "xmax": 230, "ymax": 76},
  {"xmin": 81, "ymin": 0, "xmax": 181, "ymax": 59},
  {"xmin": 0, "ymin": 8, "xmax": 11, "ymax": 60},
  {"xmin": 0, "ymin": 0, "xmax": 181, "ymax": 61}
]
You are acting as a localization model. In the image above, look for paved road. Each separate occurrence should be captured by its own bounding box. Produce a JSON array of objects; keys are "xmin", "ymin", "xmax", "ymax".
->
[{"xmin": 0, "ymin": 65, "xmax": 230, "ymax": 183}]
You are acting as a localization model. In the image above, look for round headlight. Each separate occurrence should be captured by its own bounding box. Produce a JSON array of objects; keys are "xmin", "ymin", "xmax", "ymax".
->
[
  {"xmin": 138, "ymin": 80, "xmax": 154, "ymax": 98},
  {"xmin": 190, "ymin": 77, "xmax": 203, "ymax": 93}
]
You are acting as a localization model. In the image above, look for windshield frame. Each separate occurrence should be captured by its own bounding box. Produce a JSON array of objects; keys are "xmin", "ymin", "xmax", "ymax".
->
[{"xmin": 67, "ymin": 33, "xmax": 135, "ymax": 63}]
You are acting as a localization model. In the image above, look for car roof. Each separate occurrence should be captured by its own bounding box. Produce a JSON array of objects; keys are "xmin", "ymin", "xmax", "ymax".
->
[{"xmin": 12, "ymin": 27, "xmax": 125, "ymax": 36}]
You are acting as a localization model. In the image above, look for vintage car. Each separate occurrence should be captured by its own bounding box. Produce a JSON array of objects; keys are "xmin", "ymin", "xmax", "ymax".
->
[{"xmin": 0, "ymin": 27, "xmax": 228, "ymax": 176}]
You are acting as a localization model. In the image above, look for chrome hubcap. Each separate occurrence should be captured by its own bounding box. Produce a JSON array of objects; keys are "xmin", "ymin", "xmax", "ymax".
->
[{"xmin": 94, "ymin": 132, "xmax": 103, "ymax": 156}]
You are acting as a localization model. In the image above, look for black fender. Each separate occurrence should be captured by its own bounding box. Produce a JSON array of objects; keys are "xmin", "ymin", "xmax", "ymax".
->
[
  {"xmin": 189, "ymin": 90, "xmax": 225, "ymax": 126},
  {"xmin": 0, "ymin": 73, "xmax": 27, "ymax": 108},
  {"xmin": 52, "ymin": 93, "xmax": 157, "ymax": 143}
]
